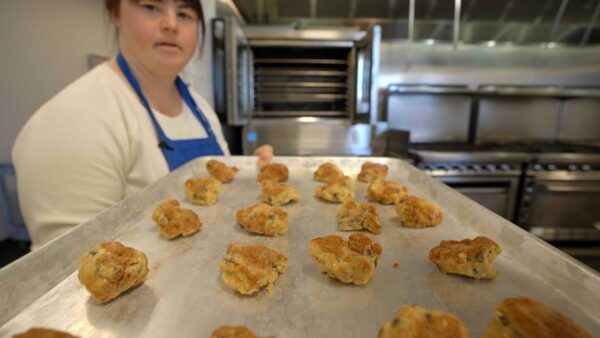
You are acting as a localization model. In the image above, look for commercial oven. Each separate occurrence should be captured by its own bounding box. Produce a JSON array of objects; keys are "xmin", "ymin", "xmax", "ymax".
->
[
  {"xmin": 519, "ymin": 154, "xmax": 600, "ymax": 242},
  {"xmin": 212, "ymin": 18, "xmax": 381, "ymax": 155},
  {"xmin": 414, "ymin": 151, "xmax": 527, "ymax": 221}
]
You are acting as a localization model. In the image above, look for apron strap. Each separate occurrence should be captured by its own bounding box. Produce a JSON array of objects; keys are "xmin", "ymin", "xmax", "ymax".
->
[
  {"xmin": 116, "ymin": 53, "xmax": 169, "ymax": 145},
  {"xmin": 175, "ymin": 77, "xmax": 216, "ymax": 137}
]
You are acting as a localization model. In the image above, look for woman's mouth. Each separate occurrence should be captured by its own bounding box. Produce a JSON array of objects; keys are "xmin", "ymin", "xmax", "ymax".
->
[{"xmin": 155, "ymin": 42, "xmax": 181, "ymax": 51}]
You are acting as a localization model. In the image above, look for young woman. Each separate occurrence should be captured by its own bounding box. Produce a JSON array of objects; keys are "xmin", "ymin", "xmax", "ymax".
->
[{"xmin": 12, "ymin": 0, "xmax": 272, "ymax": 250}]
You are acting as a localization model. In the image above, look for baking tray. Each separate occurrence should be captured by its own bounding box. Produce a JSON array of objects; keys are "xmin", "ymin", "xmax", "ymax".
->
[{"xmin": 1, "ymin": 156, "xmax": 599, "ymax": 337}]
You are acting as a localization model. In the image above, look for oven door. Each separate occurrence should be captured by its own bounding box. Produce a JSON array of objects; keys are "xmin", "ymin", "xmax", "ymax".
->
[
  {"xmin": 526, "ymin": 178, "xmax": 600, "ymax": 241},
  {"xmin": 436, "ymin": 176, "xmax": 520, "ymax": 221},
  {"xmin": 352, "ymin": 25, "xmax": 380, "ymax": 124},
  {"xmin": 212, "ymin": 17, "xmax": 253, "ymax": 126}
]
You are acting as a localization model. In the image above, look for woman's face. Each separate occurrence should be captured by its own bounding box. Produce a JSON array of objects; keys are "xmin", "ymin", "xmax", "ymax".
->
[{"xmin": 114, "ymin": 0, "xmax": 199, "ymax": 77}]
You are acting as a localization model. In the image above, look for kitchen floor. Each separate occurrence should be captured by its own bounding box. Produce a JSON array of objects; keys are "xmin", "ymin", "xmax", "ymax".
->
[
  {"xmin": 553, "ymin": 243, "xmax": 600, "ymax": 273},
  {"xmin": 577, "ymin": 257, "xmax": 600, "ymax": 272},
  {"xmin": 0, "ymin": 240, "xmax": 30, "ymax": 269}
]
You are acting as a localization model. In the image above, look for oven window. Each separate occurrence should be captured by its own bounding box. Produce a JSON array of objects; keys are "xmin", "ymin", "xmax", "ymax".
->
[
  {"xmin": 252, "ymin": 47, "xmax": 351, "ymax": 117},
  {"xmin": 529, "ymin": 180, "xmax": 600, "ymax": 228},
  {"xmin": 443, "ymin": 181, "xmax": 514, "ymax": 219}
]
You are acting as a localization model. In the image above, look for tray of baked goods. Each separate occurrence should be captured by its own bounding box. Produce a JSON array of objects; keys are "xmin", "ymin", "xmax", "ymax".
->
[{"xmin": 1, "ymin": 156, "xmax": 599, "ymax": 338}]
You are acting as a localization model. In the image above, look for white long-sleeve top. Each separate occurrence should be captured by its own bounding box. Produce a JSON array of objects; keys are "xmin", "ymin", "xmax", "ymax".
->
[{"xmin": 12, "ymin": 63, "xmax": 229, "ymax": 250}]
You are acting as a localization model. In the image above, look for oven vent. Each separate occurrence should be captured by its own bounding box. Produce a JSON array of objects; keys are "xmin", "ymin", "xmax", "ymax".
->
[{"xmin": 251, "ymin": 47, "xmax": 351, "ymax": 117}]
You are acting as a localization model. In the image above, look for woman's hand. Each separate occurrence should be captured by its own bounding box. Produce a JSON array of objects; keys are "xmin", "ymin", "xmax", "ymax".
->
[{"xmin": 254, "ymin": 144, "xmax": 274, "ymax": 168}]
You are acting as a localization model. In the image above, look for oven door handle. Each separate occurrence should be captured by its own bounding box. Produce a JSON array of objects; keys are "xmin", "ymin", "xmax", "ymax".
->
[
  {"xmin": 454, "ymin": 187, "xmax": 506, "ymax": 194},
  {"xmin": 540, "ymin": 184, "xmax": 600, "ymax": 193}
]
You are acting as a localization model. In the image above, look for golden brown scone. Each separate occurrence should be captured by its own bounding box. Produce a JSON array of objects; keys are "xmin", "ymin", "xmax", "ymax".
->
[
  {"xmin": 185, "ymin": 176, "xmax": 222, "ymax": 205},
  {"xmin": 377, "ymin": 305, "xmax": 469, "ymax": 338},
  {"xmin": 206, "ymin": 159, "xmax": 239, "ymax": 183},
  {"xmin": 236, "ymin": 203, "xmax": 288, "ymax": 236},
  {"xmin": 367, "ymin": 180, "xmax": 409, "ymax": 205},
  {"xmin": 257, "ymin": 163, "xmax": 289, "ymax": 182},
  {"xmin": 395, "ymin": 196, "xmax": 443, "ymax": 228},
  {"xmin": 482, "ymin": 297, "xmax": 593, "ymax": 338},
  {"xmin": 78, "ymin": 241, "xmax": 148, "ymax": 304},
  {"xmin": 357, "ymin": 162, "xmax": 388, "ymax": 183},
  {"xmin": 261, "ymin": 180, "xmax": 300, "ymax": 206},
  {"xmin": 429, "ymin": 236, "xmax": 502, "ymax": 280},
  {"xmin": 220, "ymin": 243, "xmax": 288, "ymax": 295},
  {"xmin": 151, "ymin": 198, "xmax": 203, "ymax": 239},
  {"xmin": 313, "ymin": 162, "xmax": 344, "ymax": 182},
  {"xmin": 309, "ymin": 234, "xmax": 382, "ymax": 285},
  {"xmin": 337, "ymin": 199, "xmax": 383, "ymax": 234},
  {"xmin": 12, "ymin": 328, "xmax": 79, "ymax": 338},
  {"xmin": 315, "ymin": 175, "xmax": 355, "ymax": 203},
  {"xmin": 210, "ymin": 326, "xmax": 274, "ymax": 338}
]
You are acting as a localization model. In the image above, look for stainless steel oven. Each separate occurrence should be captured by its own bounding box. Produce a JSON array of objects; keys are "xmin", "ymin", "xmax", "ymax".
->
[
  {"xmin": 212, "ymin": 20, "xmax": 380, "ymax": 124},
  {"xmin": 519, "ymin": 154, "xmax": 600, "ymax": 242},
  {"xmin": 415, "ymin": 151, "xmax": 527, "ymax": 221},
  {"xmin": 212, "ymin": 19, "xmax": 381, "ymax": 155}
]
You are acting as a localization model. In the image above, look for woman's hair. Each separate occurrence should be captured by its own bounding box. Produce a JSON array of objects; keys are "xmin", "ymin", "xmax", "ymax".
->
[{"xmin": 105, "ymin": 0, "xmax": 205, "ymax": 42}]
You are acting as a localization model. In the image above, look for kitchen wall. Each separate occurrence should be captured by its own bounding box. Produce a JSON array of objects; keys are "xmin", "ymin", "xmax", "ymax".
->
[
  {"xmin": 378, "ymin": 41, "xmax": 600, "ymax": 88},
  {"xmin": 0, "ymin": 0, "xmax": 112, "ymax": 164},
  {"xmin": 0, "ymin": 0, "xmax": 216, "ymax": 240},
  {"xmin": 378, "ymin": 41, "xmax": 600, "ymax": 132}
]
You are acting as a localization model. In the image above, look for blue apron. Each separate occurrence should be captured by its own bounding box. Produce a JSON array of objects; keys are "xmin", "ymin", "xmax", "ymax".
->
[{"xmin": 117, "ymin": 52, "xmax": 224, "ymax": 171}]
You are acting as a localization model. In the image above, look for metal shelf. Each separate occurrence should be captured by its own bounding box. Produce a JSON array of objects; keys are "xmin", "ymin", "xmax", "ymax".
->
[
  {"xmin": 387, "ymin": 84, "xmax": 473, "ymax": 95},
  {"xmin": 255, "ymin": 93, "xmax": 347, "ymax": 102},
  {"xmin": 254, "ymin": 69, "xmax": 348, "ymax": 76},
  {"xmin": 477, "ymin": 86, "xmax": 600, "ymax": 98},
  {"xmin": 254, "ymin": 58, "xmax": 348, "ymax": 65},
  {"xmin": 252, "ymin": 111, "xmax": 348, "ymax": 117},
  {"xmin": 255, "ymin": 81, "xmax": 347, "ymax": 88},
  {"xmin": 386, "ymin": 84, "xmax": 600, "ymax": 98}
]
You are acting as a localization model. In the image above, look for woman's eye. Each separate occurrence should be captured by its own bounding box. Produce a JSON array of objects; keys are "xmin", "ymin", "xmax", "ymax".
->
[
  {"xmin": 178, "ymin": 11, "xmax": 195, "ymax": 20},
  {"xmin": 142, "ymin": 4, "xmax": 158, "ymax": 12}
]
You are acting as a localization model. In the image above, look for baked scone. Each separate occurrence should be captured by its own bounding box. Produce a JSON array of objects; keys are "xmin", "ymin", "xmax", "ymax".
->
[
  {"xmin": 12, "ymin": 328, "xmax": 79, "ymax": 338},
  {"xmin": 236, "ymin": 203, "xmax": 288, "ymax": 236},
  {"xmin": 207, "ymin": 159, "xmax": 239, "ymax": 183},
  {"xmin": 313, "ymin": 162, "xmax": 344, "ymax": 182},
  {"xmin": 257, "ymin": 163, "xmax": 289, "ymax": 182},
  {"xmin": 377, "ymin": 305, "xmax": 469, "ymax": 338},
  {"xmin": 309, "ymin": 234, "xmax": 382, "ymax": 285},
  {"xmin": 261, "ymin": 180, "xmax": 300, "ymax": 206},
  {"xmin": 78, "ymin": 241, "xmax": 148, "ymax": 303},
  {"xmin": 357, "ymin": 162, "xmax": 388, "ymax": 183},
  {"xmin": 151, "ymin": 198, "xmax": 202, "ymax": 239},
  {"xmin": 315, "ymin": 175, "xmax": 355, "ymax": 203},
  {"xmin": 185, "ymin": 176, "xmax": 222, "ymax": 205},
  {"xmin": 210, "ymin": 326, "xmax": 274, "ymax": 338},
  {"xmin": 429, "ymin": 236, "xmax": 502, "ymax": 280},
  {"xmin": 337, "ymin": 199, "xmax": 383, "ymax": 234},
  {"xmin": 482, "ymin": 297, "xmax": 593, "ymax": 338},
  {"xmin": 395, "ymin": 196, "xmax": 443, "ymax": 228},
  {"xmin": 220, "ymin": 243, "xmax": 288, "ymax": 295},
  {"xmin": 367, "ymin": 180, "xmax": 409, "ymax": 205}
]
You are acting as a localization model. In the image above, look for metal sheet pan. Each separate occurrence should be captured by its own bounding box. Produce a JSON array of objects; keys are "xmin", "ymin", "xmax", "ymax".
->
[{"xmin": 1, "ymin": 156, "xmax": 599, "ymax": 338}]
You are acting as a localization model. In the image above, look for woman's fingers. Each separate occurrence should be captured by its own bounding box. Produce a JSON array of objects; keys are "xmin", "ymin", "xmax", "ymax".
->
[{"xmin": 254, "ymin": 144, "xmax": 274, "ymax": 168}]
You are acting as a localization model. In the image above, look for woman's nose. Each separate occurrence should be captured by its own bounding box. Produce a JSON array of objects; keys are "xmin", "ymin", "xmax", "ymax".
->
[{"xmin": 160, "ymin": 10, "xmax": 178, "ymax": 33}]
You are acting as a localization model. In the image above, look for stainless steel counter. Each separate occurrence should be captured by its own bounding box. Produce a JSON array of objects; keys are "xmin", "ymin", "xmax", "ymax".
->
[{"xmin": 0, "ymin": 156, "xmax": 599, "ymax": 337}]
